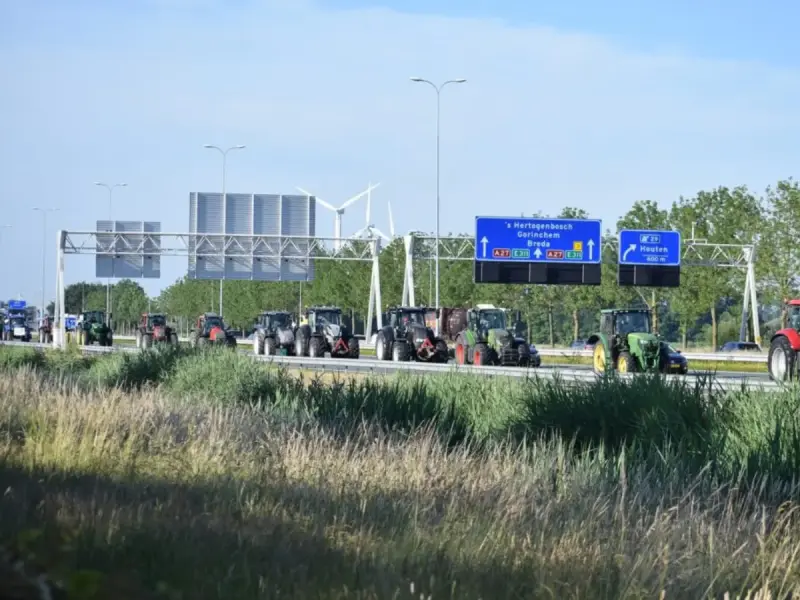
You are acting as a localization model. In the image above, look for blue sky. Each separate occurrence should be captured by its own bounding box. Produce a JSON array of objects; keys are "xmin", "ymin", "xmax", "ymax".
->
[{"xmin": 2, "ymin": 0, "xmax": 800, "ymax": 305}]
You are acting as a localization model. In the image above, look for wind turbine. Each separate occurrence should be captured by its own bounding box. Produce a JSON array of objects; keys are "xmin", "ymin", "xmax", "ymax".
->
[
  {"xmin": 350, "ymin": 182, "xmax": 391, "ymax": 242},
  {"xmin": 295, "ymin": 183, "xmax": 380, "ymax": 251}
]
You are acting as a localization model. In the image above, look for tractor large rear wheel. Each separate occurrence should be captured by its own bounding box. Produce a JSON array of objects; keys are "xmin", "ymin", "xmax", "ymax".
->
[
  {"xmin": 375, "ymin": 333, "xmax": 389, "ymax": 361},
  {"xmin": 434, "ymin": 340, "xmax": 449, "ymax": 363},
  {"xmin": 308, "ymin": 336, "xmax": 324, "ymax": 358},
  {"xmin": 769, "ymin": 335, "xmax": 797, "ymax": 382},
  {"xmin": 473, "ymin": 342, "xmax": 489, "ymax": 366},
  {"xmin": 295, "ymin": 332, "xmax": 309, "ymax": 357},
  {"xmin": 454, "ymin": 342, "xmax": 467, "ymax": 365},
  {"xmin": 592, "ymin": 342, "xmax": 607, "ymax": 375}
]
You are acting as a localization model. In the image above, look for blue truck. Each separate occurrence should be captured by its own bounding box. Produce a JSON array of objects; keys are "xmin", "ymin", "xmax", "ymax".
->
[{"xmin": 3, "ymin": 299, "xmax": 32, "ymax": 342}]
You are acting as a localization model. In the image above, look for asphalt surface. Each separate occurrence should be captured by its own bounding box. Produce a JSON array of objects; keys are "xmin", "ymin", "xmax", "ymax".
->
[{"xmin": 232, "ymin": 344, "xmax": 772, "ymax": 382}]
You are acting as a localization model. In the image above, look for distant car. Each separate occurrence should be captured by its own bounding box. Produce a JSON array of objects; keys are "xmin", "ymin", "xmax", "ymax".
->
[
  {"xmin": 570, "ymin": 339, "xmax": 594, "ymax": 350},
  {"xmin": 664, "ymin": 344, "xmax": 688, "ymax": 374},
  {"xmin": 718, "ymin": 341, "xmax": 762, "ymax": 352}
]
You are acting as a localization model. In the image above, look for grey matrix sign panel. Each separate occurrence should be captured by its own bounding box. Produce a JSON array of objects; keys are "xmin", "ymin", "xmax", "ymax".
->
[
  {"xmin": 95, "ymin": 220, "xmax": 161, "ymax": 279},
  {"xmin": 187, "ymin": 192, "xmax": 317, "ymax": 281}
]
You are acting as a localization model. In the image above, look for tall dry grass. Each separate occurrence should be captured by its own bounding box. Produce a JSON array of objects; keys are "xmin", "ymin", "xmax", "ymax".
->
[{"xmin": 1, "ymin": 362, "xmax": 800, "ymax": 598}]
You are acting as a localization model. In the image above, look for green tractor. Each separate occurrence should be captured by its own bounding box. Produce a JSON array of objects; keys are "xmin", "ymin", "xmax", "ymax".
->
[
  {"xmin": 587, "ymin": 308, "xmax": 673, "ymax": 374},
  {"xmin": 453, "ymin": 304, "xmax": 539, "ymax": 367},
  {"xmin": 75, "ymin": 310, "xmax": 114, "ymax": 347}
]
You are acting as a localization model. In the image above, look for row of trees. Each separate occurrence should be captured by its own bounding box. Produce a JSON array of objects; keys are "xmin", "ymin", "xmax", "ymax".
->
[{"xmin": 56, "ymin": 178, "xmax": 800, "ymax": 348}]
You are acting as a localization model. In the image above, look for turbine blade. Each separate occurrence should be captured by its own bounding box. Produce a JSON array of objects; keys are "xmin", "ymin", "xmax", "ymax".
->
[
  {"xmin": 296, "ymin": 186, "xmax": 335, "ymax": 211},
  {"xmin": 371, "ymin": 227, "xmax": 390, "ymax": 242},
  {"xmin": 388, "ymin": 201, "xmax": 395, "ymax": 237}
]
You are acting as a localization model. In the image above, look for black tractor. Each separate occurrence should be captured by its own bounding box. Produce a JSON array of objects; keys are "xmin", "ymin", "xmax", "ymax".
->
[
  {"xmin": 375, "ymin": 306, "xmax": 449, "ymax": 362},
  {"xmin": 252, "ymin": 310, "xmax": 296, "ymax": 356},
  {"xmin": 294, "ymin": 306, "xmax": 359, "ymax": 359}
]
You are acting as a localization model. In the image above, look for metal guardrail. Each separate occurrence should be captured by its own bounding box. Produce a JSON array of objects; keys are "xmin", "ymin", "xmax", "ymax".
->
[
  {"xmin": 108, "ymin": 335, "xmax": 764, "ymax": 363},
  {"xmin": 532, "ymin": 348, "xmax": 766, "ymax": 363},
  {"xmin": 0, "ymin": 339, "xmax": 780, "ymax": 392},
  {"xmin": 111, "ymin": 334, "xmax": 378, "ymax": 349}
]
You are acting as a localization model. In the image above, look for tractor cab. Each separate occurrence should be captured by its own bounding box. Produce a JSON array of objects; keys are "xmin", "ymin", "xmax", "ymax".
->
[
  {"xmin": 388, "ymin": 307, "xmax": 426, "ymax": 331},
  {"xmin": 142, "ymin": 313, "xmax": 167, "ymax": 328},
  {"xmin": 468, "ymin": 305, "xmax": 508, "ymax": 335},
  {"xmin": 80, "ymin": 310, "xmax": 107, "ymax": 326},
  {"xmin": 788, "ymin": 301, "xmax": 800, "ymax": 331},
  {"xmin": 8, "ymin": 315, "xmax": 26, "ymax": 328},
  {"xmin": 600, "ymin": 309, "xmax": 652, "ymax": 341},
  {"xmin": 257, "ymin": 311, "xmax": 292, "ymax": 332},
  {"xmin": 306, "ymin": 307, "xmax": 341, "ymax": 333},
  {"xmin": 198, "ymin": 313, "xmax": 225, "ymax": 334}
]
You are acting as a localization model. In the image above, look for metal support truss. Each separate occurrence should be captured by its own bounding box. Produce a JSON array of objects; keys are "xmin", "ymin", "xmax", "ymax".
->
[
  {"xmin": 52, "ymin": 231, "xmax": 384, "ymax": 348},
  {"xmin": 402, "ymin": 233, "xmax": 761, "ymax": 345}
]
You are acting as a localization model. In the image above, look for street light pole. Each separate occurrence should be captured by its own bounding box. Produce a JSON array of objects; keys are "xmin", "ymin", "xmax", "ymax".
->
[
  {"xmin": 32, "ymin": 208, "xmax": 59, "ymax": 323},
  {"xmin": 409, "ymin": 77, "xmax": 466, "ymax": 311},
  {"xmin": 94, "ymin": 181, "xmax": 128, "ymax": 316},
  {"xmin": 202, "ymin": 144, "xmax": 246, "ymax": 318},
  {"xmin": 0, "ymin": 225, "xmax": 10, "ymax": 301}
]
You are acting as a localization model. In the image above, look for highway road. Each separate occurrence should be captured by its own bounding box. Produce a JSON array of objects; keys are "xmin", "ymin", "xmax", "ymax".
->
[{"xmin": 107, "ymin": 338, "xmax": 772, "ymax": 383}]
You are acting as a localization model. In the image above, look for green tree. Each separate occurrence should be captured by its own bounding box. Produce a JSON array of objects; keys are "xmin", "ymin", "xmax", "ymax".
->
[
  {"xmin": 669, "ymin": 186, "xmax": 764, "ymax": 348},
  {"xmin": 759, "ymin": 179, "xmax": 800, "ymax": 327}
]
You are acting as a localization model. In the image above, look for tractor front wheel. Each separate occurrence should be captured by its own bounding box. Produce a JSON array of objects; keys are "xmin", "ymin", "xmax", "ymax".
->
[
  {"xmin": 347, "ymin": 337, "xmax": 360, "ymax": 359},
  {"xmin": 264, "ymin": 337, "xmax": 277, "ymax": 356},
  {"xmin": 769, "ymin": 335, "xmax": 797, "ymax": 382},
  {"xmin": 391, "ymin": 340, "xmax": 409, "ymax": 362},
  {"xmin": 617, "ymin": 351, "xmax": 636, "ymax": 373}
]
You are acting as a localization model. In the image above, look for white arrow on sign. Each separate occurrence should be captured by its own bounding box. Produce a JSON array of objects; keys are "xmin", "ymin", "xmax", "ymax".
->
[
  {"xmin": 622, "ymin": 244, "xmax": 636, "ymax": 261},
  {"xmin": 587, "ymin": 239, "xmax": 595, "ymax": 260},
  {"xmin": 534, "ymin": 248, "xmax": 542, "ymax": 259},
  {"xmin": 481, "ymin": 236, "xmax": 489, "ymax": 258}
]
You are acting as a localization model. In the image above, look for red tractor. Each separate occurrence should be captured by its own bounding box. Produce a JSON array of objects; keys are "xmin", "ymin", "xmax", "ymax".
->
[
  {"xmin": 768, "ymin": 299, "xmax": 800, "ymax": 381},
  {"xmin": 188, "ymin": 313, "xmax": 237, "ymax": 348},
  {"xmin": 136, "ymin": 313, "xmax": 178, "ymax": 349}
]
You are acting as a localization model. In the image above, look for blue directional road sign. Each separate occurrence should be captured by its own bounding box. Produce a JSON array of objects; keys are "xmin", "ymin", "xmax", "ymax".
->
[
  {"xmin": 474, "ymin": 216, "xmax": 602, "ymax": 264},
  {"xmin": 618, "ymin": 229, "xmax": 681, "ymax": 267},
  {"xmin": 7, "ymin": 299, "xmax": 26, "ymax": 310}
]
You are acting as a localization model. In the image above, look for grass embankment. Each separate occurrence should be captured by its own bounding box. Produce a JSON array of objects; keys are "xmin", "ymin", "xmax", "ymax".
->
[{"xmin": 1, "ymin": 345, "xmax": 800, "ymax": 598}]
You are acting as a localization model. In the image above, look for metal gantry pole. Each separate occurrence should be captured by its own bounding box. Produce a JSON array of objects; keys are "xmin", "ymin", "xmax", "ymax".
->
[
  {"xmin": 32, "ymin": 208, "xmax": 58, "ymax": 323},
  {"xmin": 203, "ymin": 144, "xmax": 246, "ymax": 319},
  {"xmin": 410, "ymin": 77, "xmax": 466, "ymax": 314},
  {"xmin": 94, "ymin": 182, "xmax": 127, "ymax": 316}
]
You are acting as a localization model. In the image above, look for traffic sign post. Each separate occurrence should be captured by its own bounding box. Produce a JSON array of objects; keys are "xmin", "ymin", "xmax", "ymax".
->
[
  {"xmin": 617, "ymin": 229, "xmax": 681, "ymax": 287},
  {"xmin": 475, "ymin": 217, "xmax": 602, "ymax": 264},
  {"xmin": 474, "ymin": 216, "xmax": 602, "ymax": 285},
  {"xmin": 618, "ymin": 230, "xmax": 681, "ymax": 266}
]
